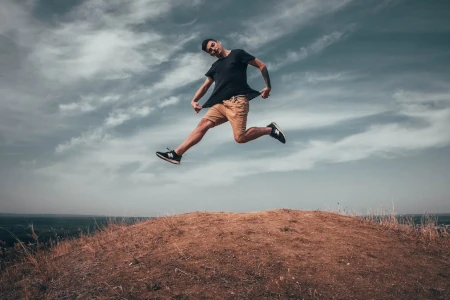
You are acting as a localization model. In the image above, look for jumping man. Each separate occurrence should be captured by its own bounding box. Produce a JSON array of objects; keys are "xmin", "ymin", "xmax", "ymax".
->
[{"xmin": 156, "ymin": 38, "xmax": 286, "ymax": 164}]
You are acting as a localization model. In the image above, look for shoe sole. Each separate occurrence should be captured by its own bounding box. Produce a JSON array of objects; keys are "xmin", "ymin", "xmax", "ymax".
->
[
  {"xmin": 271, "ymin": 122, "xmax": 286, "ymax": 143},
  {"xmin": 156, "ymin": 153, "xmax": 180, "ymax": 165}
]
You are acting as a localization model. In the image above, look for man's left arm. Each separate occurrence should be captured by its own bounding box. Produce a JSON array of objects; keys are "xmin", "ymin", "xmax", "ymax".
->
[{"xmin": 248, "ymin": 58, "xmax": 271, "ymax": 98}]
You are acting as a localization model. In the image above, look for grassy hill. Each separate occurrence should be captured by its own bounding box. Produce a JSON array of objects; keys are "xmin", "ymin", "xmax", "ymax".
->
[{"xmin": 1, "ymin": 209, "xmax": 449, "ymax": 299}]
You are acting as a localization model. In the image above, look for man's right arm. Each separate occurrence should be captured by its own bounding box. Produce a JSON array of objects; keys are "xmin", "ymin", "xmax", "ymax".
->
[
  {"xmin": 191, "ymin": 77, "xmax": 214, "ymax": 113},
  {"xmin": 191, "ymin": 77, "xmax": 214, "ymax": 103}
]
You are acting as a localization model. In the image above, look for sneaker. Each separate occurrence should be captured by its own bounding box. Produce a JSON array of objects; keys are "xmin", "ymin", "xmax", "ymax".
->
[
  {"xmin": 267, "ymin": 122, "xmax": 286, "ymax": 144},
  {"xmin": 156, "ymin": 148, "xmax": 182, "ymax": 165}
]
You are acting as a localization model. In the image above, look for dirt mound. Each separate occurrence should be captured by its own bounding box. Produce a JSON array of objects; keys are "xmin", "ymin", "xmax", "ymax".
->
[{"xmin": 1, "ymin": 209, "xmax": 450, "ymax": 299}]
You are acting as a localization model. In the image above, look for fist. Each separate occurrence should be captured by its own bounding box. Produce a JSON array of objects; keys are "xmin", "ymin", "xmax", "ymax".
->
[
  {"xmin": 260, "ymin": 87, "xmax": 271, "ymax": 99},
  {"xmin": 191, "ymin": 101, "xmax": 202, "ymax": 113}
]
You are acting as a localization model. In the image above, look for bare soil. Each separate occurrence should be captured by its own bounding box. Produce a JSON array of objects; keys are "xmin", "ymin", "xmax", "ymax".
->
[{"xmin": 1, "ymin": 209, "xmax": 449, "ymax": 299}]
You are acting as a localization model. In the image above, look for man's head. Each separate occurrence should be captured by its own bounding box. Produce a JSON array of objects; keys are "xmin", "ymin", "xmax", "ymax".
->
[{"xmin": 201, "ymin": 38, "xmax": 225, "ymax": 57}]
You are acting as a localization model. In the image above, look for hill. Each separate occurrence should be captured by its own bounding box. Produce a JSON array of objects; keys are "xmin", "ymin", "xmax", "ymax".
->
[{"xmin": 1, "ymin": 209, "xmax": 449, "ymax": 299}]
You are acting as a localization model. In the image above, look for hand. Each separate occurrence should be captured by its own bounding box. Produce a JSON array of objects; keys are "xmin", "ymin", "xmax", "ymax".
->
[
  {"xmin": 260, "ymin": 87, "xmax": 271, "ymax": 99},
  {"xmin": 191, "ymin": 101, "xmax": 202, "ymax": 113}
]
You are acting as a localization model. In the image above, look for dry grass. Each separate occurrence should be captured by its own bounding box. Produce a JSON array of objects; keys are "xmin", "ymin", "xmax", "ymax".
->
[
  {"xmin": 1, "ymin": 209, "xmax": 449, "ymax": 299},
  {"xmin": 333, "ymin": 204, "xmax": 450, "ymax": 245}
]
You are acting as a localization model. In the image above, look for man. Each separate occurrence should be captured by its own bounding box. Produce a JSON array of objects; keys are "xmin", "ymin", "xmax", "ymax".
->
[{"xmin": 156, "ymin": 38, "xmax": 286, "ymax": 165}]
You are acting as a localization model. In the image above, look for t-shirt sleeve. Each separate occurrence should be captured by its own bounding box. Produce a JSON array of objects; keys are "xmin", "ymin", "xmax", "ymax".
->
[
  {"xmin": 239, "ymin": 49, "xmax": 256, "ymax": 64},
  {"xmin": 205, "ymin": 65, "xmax": 215, "ymax": 79}
]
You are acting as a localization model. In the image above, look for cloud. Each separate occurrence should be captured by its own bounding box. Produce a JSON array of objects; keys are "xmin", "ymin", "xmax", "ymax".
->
[
  {"xmin": 2, "ymin": 0, "xmax": 450, "ymax": 216},
  {"xmin": 229, "ymin": 0, "xmax": 353, "ymax": 49},
  {"xmin": 304, "ymin": 72, "xmax": 354, "ymax": 83},
  {"xmin": 268, "ymin": 31, "xmax": 347, "ymax": 71},
  {"xmin": 41, "ymin": 116, "xmax": 204, "ymax": 187},
  {"xmin": 59, "ymin": 94, "xmax": 123, "ymax": 118},
  {"xmin": 0, "ymin": 86, "xmax": 62, "ymax": 145},
  {"xmin": 59, "ymin": 102, "xmax": 96, "ymax": 113},
  {"xmin": 0, "ymin": 0, "xmax": 208, "ymax": 154},
  {"xmin": 53, "ymin": 51, "xmax": 210, "ymax": 152},
  {"xmin": 279, "ymin": 70, "xmax": 361, "ymax": 86},
  {"xmin": 167, "ymin": 104, "xmax": 450, "ymax": 187},
  {"xmin": 254, "ymin": 106, "xmax": 386, "ymax": 131},
  {"xmin": 131, "ymin": 83, "xmax": 450, "ymax": 188},
  {"xmin": 158, "ymin": 96, "xmax": 180, "ymax": 108},
  {"xmin": 104, "ymin": 112, "xmax": 132, "ymax": 128},
  {"xmin": 27, "ymin": 0, "xmax": 199, "ymax": 84},
  {"xmin": 0, "ymin": 0, "xmax": 35, "ymax": 35},
  {"xmin": 0, "ymin": 0, "xmax": 197, "ymax": 147},
  {"xmin": 56, "ymin": 104, "xmax": 153, "ymax": 153},
  {"xmin": 393, "ymin": 90, "xmax": 450, "ymax": 104},
  {"xmin": 30, "ymin": 28, "xmax": 159, "ymax": 83},
  {"xmin": 373, "ymin": 0, "xmax": 401, "ymax": 13},
  {"xmin": 48, "ymin": 91, "xmax": 388, "ymax": 183},
  {"xmin": 150, "ymin": 53, "xmax": 211, "ymax": 91},
  {"xmin": 105, "ymin": 106, "xmax": 153, "ymax": 128},
  {"xmin": 55, "ymin": 128, "xmax": 110, "ymax": 154}
]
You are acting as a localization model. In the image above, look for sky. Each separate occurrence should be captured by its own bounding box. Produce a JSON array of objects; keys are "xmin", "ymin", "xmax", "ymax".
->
[{"xmin": 1, "ymin": 0, "xmax": 449, "ymax": 217}]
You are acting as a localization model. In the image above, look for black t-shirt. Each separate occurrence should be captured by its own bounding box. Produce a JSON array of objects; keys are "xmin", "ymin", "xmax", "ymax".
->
[{"xmin": 202, "ymin": 49, "xmax": 261, "ymax": 108}]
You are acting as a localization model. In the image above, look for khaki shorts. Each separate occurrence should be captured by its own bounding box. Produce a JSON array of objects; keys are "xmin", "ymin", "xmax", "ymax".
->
[{"xmin": 203, "ymin": 95, "xmax": 249, "ymax": 138}]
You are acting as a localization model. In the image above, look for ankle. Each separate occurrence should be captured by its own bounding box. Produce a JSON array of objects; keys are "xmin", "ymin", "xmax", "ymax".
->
[{"xmin": 174, "ymin": 149, "xmax": 182, "ymax": 156}]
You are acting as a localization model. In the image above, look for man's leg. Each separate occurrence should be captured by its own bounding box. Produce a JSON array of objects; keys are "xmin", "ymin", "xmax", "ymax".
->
[
  {"xmin": 236, "ymin": 122, "xmax": 286, "ymax": 144},
  {"xmin": 225, "ymin": 96, "xmax": 286, "ymax": 144},
  {"xmin": 156, "ymin": 104, "xmax": 228, "ymax": 164},
  {"xmin": 235, "ymin": 126, "xmax": 272, "ymax": 143},
  {"xmin": 175, "ymin": 118, "xmax": 214, "ymax": 156},
  {"xmin": 155, "ymin": 119, "xmax": 214, "ymax": 164}
]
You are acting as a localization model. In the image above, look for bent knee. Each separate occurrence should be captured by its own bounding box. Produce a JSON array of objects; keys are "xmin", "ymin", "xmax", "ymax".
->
[
  {"xmin": 198, "ymin": 119, "xmax": 215, "ymax": 132},
  {"xmin": 234, "ymin": 134, "xmax": 246, "ymax": 144}
]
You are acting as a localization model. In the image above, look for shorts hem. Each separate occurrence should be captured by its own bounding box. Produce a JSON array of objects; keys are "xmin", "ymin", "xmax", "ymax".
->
[{"xmin": 202, "ymin": 116, "xmax": 221, "ymax": 127}]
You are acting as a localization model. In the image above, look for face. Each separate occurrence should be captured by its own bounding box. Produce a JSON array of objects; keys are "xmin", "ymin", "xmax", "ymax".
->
[{"xmin": 205, "ymin": 40, "xmax": 223, "ymax": 57}]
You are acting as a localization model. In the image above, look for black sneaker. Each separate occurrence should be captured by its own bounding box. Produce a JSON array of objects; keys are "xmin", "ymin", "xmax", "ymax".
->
[
  {"xmin": 267, "ymin": 122, "xmax": 286, "ymax": 144},
  {"xmin": 156, "ymin": 148, "xmax": 182, "ymax": 165}
]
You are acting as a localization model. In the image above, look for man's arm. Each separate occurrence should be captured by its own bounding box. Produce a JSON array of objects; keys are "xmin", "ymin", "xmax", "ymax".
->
[
  {"xmin": 248, "ymin": 58, "xmax": 271, "ymax": 89},
  {"xmin": 191, "ymin": 76, "xmax": 214, "ymax": 103},
  {"xmin": 248, "ymin": 58, "xmax": 271, "ymax": 98},
  {"xmin": 190, "ymin": 76, "xmax": 214, "ymax": 113}
]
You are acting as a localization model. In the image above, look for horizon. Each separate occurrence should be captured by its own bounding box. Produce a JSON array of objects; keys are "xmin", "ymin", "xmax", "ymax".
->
[
  {"xmin": 1, "ymin": 210, "xmax": 450, "ymax": 219},
  {"xmin": 1, "ymin": 0, "xmax": 449, "ymax": 217}
]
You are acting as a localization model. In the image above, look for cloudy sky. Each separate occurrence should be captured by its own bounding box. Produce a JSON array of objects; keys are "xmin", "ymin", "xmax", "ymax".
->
[{"xmin": 1, "ymin": 0, "xmax": 449, "ymax": 217}]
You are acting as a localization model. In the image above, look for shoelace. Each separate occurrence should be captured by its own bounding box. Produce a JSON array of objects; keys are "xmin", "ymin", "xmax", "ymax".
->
[{"xmin": 166, "ymin": 147, "xmax": 181, "ymax": 158}]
